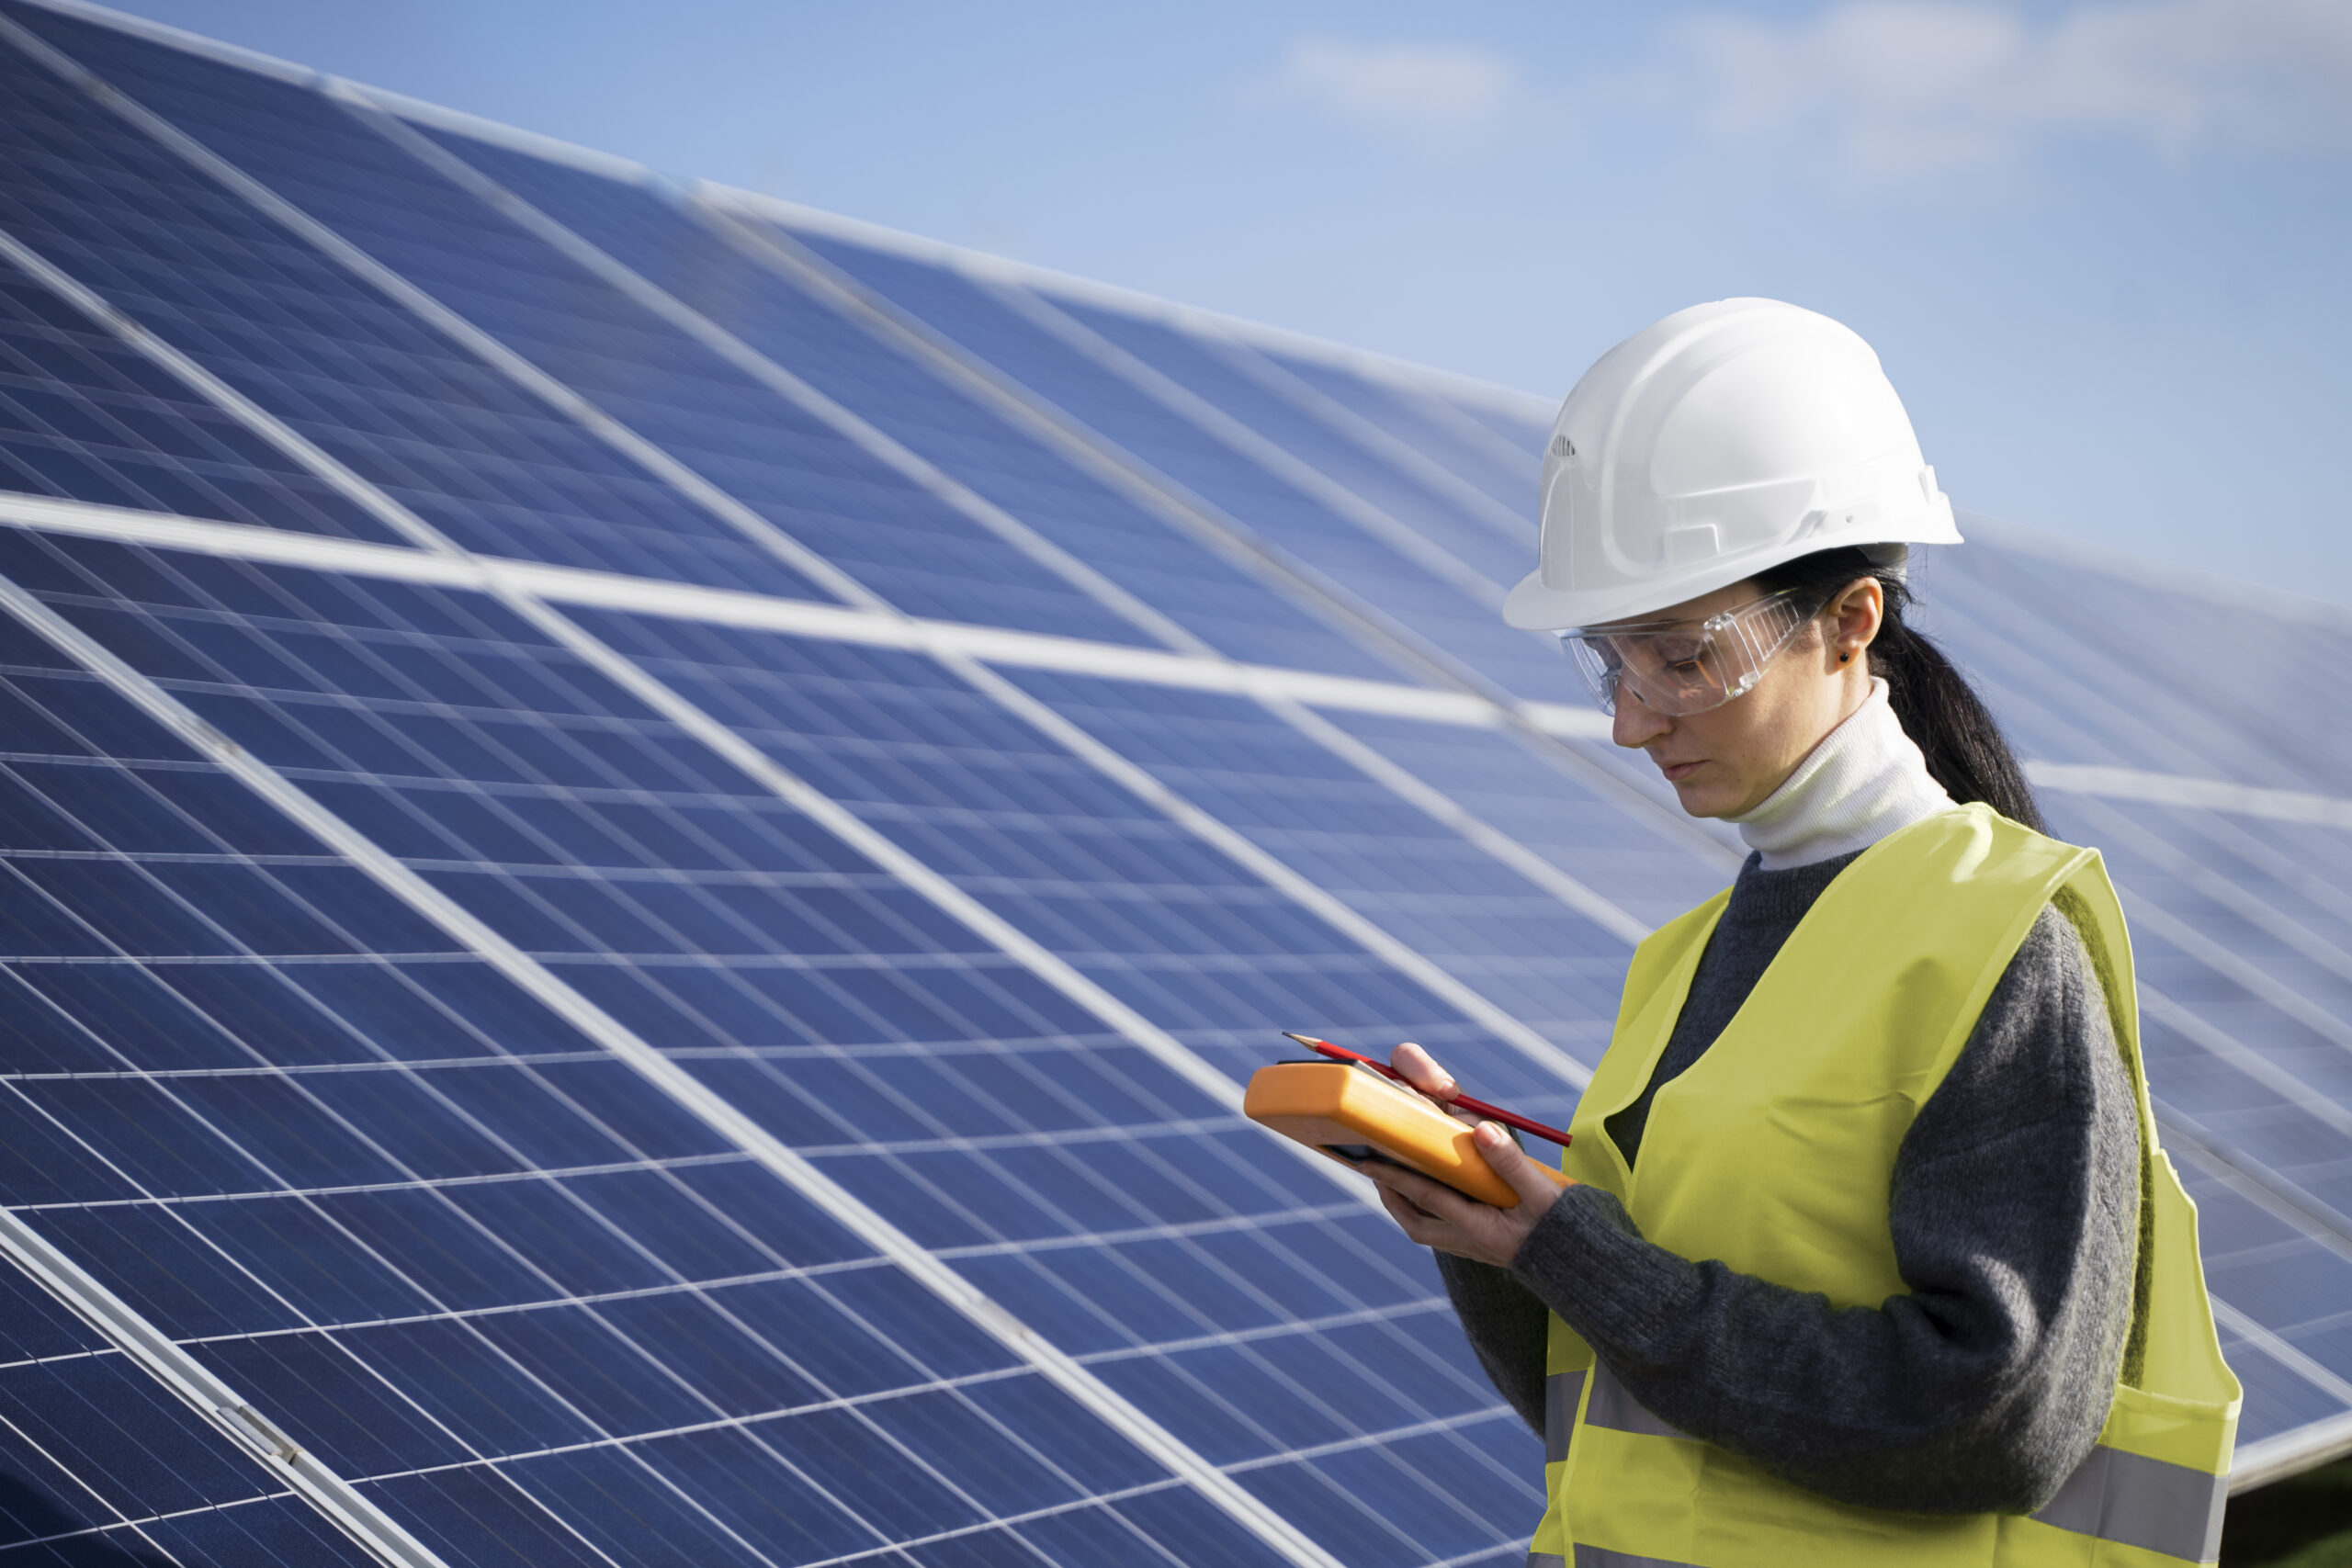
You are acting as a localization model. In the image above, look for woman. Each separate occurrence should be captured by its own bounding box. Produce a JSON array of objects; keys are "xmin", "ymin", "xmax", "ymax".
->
[{"xmin": 1365, "ymin": 300, "xmax": 2237, "ymax": 1567}]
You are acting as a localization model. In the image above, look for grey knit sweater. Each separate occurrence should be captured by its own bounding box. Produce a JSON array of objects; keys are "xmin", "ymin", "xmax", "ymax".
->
[{"xmin": 1435, "ymin": 850, "xmax": 2142, "ymax": 1516}]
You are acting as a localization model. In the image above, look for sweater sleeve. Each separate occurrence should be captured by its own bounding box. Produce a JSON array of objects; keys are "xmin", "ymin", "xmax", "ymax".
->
[
  {"xmin": 1433, "ymin": 1251, "xmax": 1550, "ymax": 1436},
  {"xmin": 1505, "ymin": 905, "xmax": 2142, "ymax": 1515}
]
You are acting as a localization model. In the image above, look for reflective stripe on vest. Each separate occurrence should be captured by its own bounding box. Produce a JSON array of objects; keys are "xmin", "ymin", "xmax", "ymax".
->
[
  {"xmin": 1544, "ymin": 1370, "xmax": 1586, "ymax": 1465},
  {"xmin": 1582, "ymin": 1364, "xmax": 1682, "ymax": 1441},
  {"xmin": 1532, "ymin": 807, "xmax": 2239, "ymax": 1566},
  {"xmin": 2030, "ymin": 1443, "xmax": 2227, "ymax": 1562},
  {"xmin": 1571, "ymin": 1373, "xmax": 2229, "ymax": 1562}
]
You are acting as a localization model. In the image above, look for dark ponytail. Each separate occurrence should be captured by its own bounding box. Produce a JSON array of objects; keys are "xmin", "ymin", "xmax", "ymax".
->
[{"xmin": 1751, "ymin": 547, "xmax": 2045, "ymax": 833}]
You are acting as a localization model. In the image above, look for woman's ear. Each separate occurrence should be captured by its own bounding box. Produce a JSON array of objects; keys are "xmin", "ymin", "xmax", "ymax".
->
[{"xmin": 1830, "ymin": 577, "xmax": 1884, "ymax": 666}]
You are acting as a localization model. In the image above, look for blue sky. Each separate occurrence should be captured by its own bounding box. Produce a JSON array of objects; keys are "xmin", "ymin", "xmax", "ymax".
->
[{"xmin": 86, "ymin": 0, "xmax": 2352, "ymax": 607}]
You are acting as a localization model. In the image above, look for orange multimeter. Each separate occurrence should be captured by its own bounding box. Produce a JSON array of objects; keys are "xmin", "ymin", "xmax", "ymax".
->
[{"xmin": 1244, "ymin": 1058, "xmax": 1573, "ymax": 1208}]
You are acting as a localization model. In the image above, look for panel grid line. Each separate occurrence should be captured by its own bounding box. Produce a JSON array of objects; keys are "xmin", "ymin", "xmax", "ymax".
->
[
  {"xmin": 321, "ymin": 89, "xmax": 1666, "ymax": 1009},
  {"xmin": 167, "ymin": 1256, "xmax": 899, "ymax": 1343},
  {"xmin": 0, "ymin": 735, "xmax": 1045, "ymax": 1568},
  {"xmin": 329, "ymin": 84, "xmax": 1202, "ymax": 653},
  {"xmin": 1172, "ymin": 320, "xmax": 1537, "ymax": 548},
  {"xmin": 0, "ymin": 572, "xmax": 1352, "ymax": 1567},
  {"xmin": 14, "ymin": 495, "xmax": 2352, "ymax": 830},
  {"xmin": 692, "ymin": 197, "xmax": 1732, "ymax": 863},
  {"xmin": 0, "ymin": 34, "xmax": 1483, "ymax": 1213},
  {"xmin": 0, "ymin": 1481, "xmax": 292, "ymax": 1563},
  {"xmin": 5, "ymin": 0, "xmax": 2351, "ymax": 1518},
  {"xmin": 977, "ymin": 271, "xmax": 1511, "ymax": 615},
  {"xmin": 0, "ymin": 24, "xmax": 1633, "ymax": 1155},
  {"xmin": 0, "ymin": 1206, "xmax": 453, "ymax": 1568}
]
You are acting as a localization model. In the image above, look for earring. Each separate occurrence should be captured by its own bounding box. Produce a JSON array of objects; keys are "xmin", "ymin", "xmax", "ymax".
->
[{"xmin": 1838, "ymin": 652, "xmax": 1851, "ymax": 663}]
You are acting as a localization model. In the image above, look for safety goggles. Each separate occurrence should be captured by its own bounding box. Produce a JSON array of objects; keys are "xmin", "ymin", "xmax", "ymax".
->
[{"xmin": 1557, "ymin": 588, "xmax": 1815, "ymax": 716}]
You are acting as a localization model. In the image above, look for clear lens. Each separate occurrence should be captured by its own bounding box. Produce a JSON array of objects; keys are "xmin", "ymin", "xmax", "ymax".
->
[{"xmin": 1557, "ymin": 590, "xmax": 1815, "ymax": 716}]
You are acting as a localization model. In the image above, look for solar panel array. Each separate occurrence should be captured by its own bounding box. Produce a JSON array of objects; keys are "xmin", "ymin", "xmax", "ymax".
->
[{"xmin": 0, "ymin": 2, "xmax": 2347, "ymax": 1562}]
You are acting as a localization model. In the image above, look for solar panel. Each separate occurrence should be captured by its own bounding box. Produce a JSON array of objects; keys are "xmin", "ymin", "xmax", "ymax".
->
[
  {"xmin": 0, "ymin": 1248, "xmax": 390, "ymax": 1564},
  {"xmin": 0, "ymin": 528, "xmax": 1355, "ymax": 1566},
  {"xmin": 0, "ymin": 1, "xmax": 2347, "ymax": 1562}
]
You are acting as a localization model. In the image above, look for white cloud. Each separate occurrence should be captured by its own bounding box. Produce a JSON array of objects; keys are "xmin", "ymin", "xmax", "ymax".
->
[
  {"xmin": 1675, "ymin": 0, "xmax": 2352, "ymax": 181},
  {"xmin": 1272, "ymin": 37, "xmax": 1521, "ymax": 148}
]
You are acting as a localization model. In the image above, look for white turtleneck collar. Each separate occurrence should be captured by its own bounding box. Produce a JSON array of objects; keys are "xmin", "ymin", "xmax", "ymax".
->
[{"xmin": 1730, "ymin": 678, "xmax": 1956, "ymax": 870}]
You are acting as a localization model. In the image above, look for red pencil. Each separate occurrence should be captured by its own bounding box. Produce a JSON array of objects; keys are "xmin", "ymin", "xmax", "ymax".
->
[{"xmin": 1281, "ymin": 1033, "xmax": 1574, "ymax": 1147}]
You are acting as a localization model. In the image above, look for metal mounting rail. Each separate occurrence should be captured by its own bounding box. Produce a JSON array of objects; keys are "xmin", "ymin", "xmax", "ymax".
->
[{"xmin": 0, "ymin": 1208, "xmax": 451, "ymax": 1568}]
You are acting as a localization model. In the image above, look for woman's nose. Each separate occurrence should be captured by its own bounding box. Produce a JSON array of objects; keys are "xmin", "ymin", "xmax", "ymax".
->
[{"xmin": 1612, "ymin": 691, "xmax": 1669, "ymax": 750}]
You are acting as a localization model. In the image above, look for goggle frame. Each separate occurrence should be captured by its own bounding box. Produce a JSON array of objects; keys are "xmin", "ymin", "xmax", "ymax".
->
[{"xmin": 1556, "ymin": 588, "xmax": 1820, "ymax": 717}]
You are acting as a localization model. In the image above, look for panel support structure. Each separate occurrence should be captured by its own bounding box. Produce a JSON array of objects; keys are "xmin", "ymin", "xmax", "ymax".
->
[
  {"xmin": 692, "ymin": 196, "xmax": 1736, "ymax": 868},
  {"xmin": 1171, "ymin": 315, "xmax": 1540, "ymax": 550},
  {"xmin": 276, "ymin": 82, "xmax": 1656, "ymax": 1048},
  {"xmin": 5, "ymin": 13, "xmax": 1661, "ymax": 1067},
  {"xmin": 0, "ymin": 205, "xmax": 1365, "ymax": 1179},
  {"xmin": 0, "ymin": 568, "xmax": 1350, "ymax": 1568},
  {"xmin": 0, "ymin": 74, "xmax": 1364, "ymax": 1170},
  {"xmin": 0, "ymin": 46, "xmax": 1359, "ymax": 1554},
  {"xmin": 0, "ymin": 1207, "xmax": 453, "ymax": 1568},
  {"xmin": 980, "ymin": 271, "xmax": 1511, "ymax": 614}
]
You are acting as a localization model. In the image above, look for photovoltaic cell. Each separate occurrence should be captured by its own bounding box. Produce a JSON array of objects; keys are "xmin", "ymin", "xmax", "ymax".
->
[
  {"xmin": 408, "ymin": 134, "xmax": 1405, "ymax": 682},
  {"xmin": 0, "ymin": 1261, "xmax": 385, "ymax": 1565},
  {"xmin": 1929, "ymin": 544, "xmax": 2352, "ymax": 791},
  {"xmin": 0, "ymin": 26, "xmax": 848, "ymax": 599},
  {"xmin": 1, "ymin": 524, "xmax": 1545, "ymax": 1563},
  {"xmin": 1047, "ymin": 298, "xmax": 1537, "ymax": 591},
  {"xmin": 0, "ymin": 528, "xmax": 1345, "ymax": 1568},
  {"xmin": 0, "ymin": 249, "xmax": 394, "ymax": 546},
  {"xmin": 1245, "ymin": 348, "xmax": 1546, "ymax": 522},
  {"xmin": 1, "ymin": 6, "xmax": 1182, "ymax": 647},
  {"xmin": 990, "ymin": 668, "xmax": 1625, "ymax": 1100},
  {"xmin": 2167, "ymin": 1142, "xmax": 2352, "ymax": 1446},
  {"xmin": 776, "ymin": 227, "xmax": 1569, "ymax": 703},
  {"xmin": 1, "ymin": 0, "xmax": 2349, "ymax": 1559}
]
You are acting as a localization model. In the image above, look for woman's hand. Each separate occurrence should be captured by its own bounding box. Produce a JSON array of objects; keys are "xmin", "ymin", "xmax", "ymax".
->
[
  {"xmin": 1388, "ymin": 1041, "xmax": 1472, "ymax": 1117},
  {"xmin": 1367, "ymin": 1043, "xmax": 1567, "ymax": 1269}
]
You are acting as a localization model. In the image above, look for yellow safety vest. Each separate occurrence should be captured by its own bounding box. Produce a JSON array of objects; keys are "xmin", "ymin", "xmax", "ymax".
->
[{"xmin": 1532, "ymin": 806, "xmax": 2239, "ymax": 1568}]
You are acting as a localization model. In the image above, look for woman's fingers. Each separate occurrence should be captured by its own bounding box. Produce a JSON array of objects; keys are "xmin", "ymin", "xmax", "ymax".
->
[
  {"xmin": 1372, "ymin": 1181, "xmax": 1513, "ymax": 1265},
  {"xmin": 1373, "ymin": 1178, "xmax": 1477, "ymax": 1255},
  {"xmin": 1364, "ymin": 1160, "xmax": 1472, "ymax": 1221},
  {"xmin": 1363, "ymin": 1166, "xmax": 1448, "ymax": 1213},
  {"xmin": 1389, "ymin": 1041, "xmax": 1458, "ymax": 1100},
  {"xmin": 1390, "ymin": 1043, "xmax": 1476, "ymax": 1125},
  {"xmin": 1374, "ymin": 1181, "xmax": 1440, "ymax": 1235},
  {"xmin": 1475, "ymin": 1122, "xmax": 1570, "ymax": 1217},
  {"xmin": 1363, "ymin": 1141, "xmax": 1555, "ymax": 1268}
]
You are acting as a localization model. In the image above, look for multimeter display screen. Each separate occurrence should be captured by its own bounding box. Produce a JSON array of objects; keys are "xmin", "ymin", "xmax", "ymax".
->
[{"xmin": 1324, "ymin": 1143, "xmax": 1410, "ymax": 1168}]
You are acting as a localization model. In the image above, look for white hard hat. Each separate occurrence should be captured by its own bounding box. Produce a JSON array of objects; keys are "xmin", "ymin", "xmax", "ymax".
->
[{"xmin": 1502, "ymin": 298, "xmax": 1962, "ymax": 630}]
